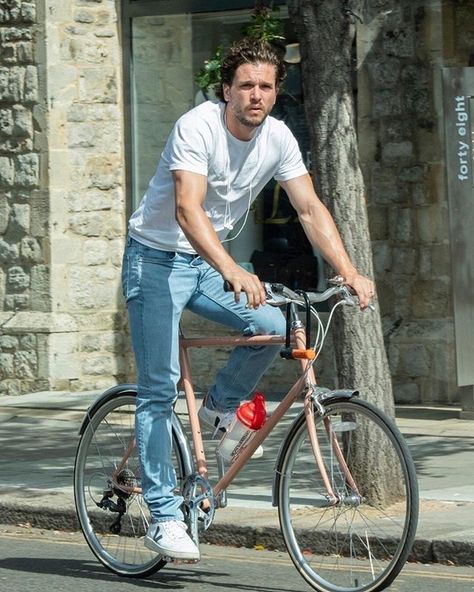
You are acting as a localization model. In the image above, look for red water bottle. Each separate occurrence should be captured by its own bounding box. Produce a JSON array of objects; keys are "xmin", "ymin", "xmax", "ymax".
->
[{"xmin": 217, "ymin": 392, "xmax": 266, "ymax": 463}]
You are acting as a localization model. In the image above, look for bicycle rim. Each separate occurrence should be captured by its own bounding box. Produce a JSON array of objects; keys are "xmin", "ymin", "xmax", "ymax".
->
[
  {"xmin": 278, "ymin": 398, "xmax": 418, "ymax": 592},
  {"xmin": 73, "ymin": 393, "xmax": 185, "ymax": 577}
]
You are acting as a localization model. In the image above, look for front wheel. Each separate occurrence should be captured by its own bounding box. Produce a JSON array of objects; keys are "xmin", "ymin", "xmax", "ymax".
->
[
  {"xmin": 73, "ymin": 389, "xmax": 190, "ymax": 578},
  {"xmin": 277, "ymin": 397, "xmax": 419, "ymax": 592}
]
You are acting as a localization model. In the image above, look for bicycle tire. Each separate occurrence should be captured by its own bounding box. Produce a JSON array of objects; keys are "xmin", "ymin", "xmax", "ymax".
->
[
  {"xmin": 277, "ymin": 397, "xmax": 419, "ymax": 592},
  {"xmin": 73, "ymin": 389, "xmax": 190, "ymax": 578}
]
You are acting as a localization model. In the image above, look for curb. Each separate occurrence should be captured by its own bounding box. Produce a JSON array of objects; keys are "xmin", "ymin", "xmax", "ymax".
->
[{"xmin": 1, "ymin": 502, "xmax": 473, "ymax": 567}]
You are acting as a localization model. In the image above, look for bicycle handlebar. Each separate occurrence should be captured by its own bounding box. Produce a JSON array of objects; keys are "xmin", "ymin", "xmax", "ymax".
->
[
  {"xmin": 223, "ymin": 279, "xmax": 359, "ymax": 308},
  {"xmin": 223, "ymin": 278, "xmax": 370, "ymax": 360}
]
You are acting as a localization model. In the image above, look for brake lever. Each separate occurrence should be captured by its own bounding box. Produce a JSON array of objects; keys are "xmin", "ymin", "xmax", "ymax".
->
[
  {"xmin": 341, "ymin": 286, "xmax": 376, "ymax": 311},
  {"xmin": 263, "ymin": 283, "xmax": 289, "ymax": 306},
  {"xmin": 340, "ymin": 285, "xmax": 358, "ymax": 306}
]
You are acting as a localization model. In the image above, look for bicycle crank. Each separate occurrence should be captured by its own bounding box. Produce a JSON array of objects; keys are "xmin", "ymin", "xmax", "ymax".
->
[{"xmin": 182, "ymin": 473, "xmax": 216, "ymax": 540}]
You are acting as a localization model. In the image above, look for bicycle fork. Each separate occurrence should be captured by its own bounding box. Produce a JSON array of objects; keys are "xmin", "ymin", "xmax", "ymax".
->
[
  {"xmin": 303, "ymin": 388, "xmax": 360, "ymax": 506},
  {"xmin": 293, "ymin": 322, "xmax": 360, "ymax": 507}
]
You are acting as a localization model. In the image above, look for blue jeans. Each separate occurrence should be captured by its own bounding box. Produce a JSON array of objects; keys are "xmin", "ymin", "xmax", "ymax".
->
[{"xmin": 122, "ymin": 236, "xmax": 286, "ymax": 522}]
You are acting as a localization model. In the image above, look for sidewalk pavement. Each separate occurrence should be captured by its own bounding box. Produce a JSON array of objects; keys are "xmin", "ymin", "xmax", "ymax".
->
[{"xmin": 0, "ymin": 390, "xmax": 473, "ymax": 566}]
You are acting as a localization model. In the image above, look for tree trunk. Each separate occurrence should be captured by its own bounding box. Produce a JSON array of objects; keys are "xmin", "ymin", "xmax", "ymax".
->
[{"xmin": 287, "ymin": 0, "xmax": 394, "ymax": 419}]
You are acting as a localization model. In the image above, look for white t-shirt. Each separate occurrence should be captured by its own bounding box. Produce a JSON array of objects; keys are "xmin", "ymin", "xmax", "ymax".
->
[{"xmin": 128, "ymin": 100, "xmax": 307, "ymax": 253}]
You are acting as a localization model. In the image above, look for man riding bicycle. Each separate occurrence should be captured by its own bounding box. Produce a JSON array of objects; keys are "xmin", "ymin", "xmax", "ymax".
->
[{"xmin": 122, "ymin": 37, "xmax": 374, "ymax": 560}]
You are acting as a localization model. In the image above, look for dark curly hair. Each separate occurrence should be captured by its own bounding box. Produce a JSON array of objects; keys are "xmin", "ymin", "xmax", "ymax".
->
[{"xmin": 216, "ymin": 38, "xmax": 286, "ymax": 101}]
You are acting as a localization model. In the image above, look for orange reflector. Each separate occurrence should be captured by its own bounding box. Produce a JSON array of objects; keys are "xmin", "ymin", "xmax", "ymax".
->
[{"xmin": 292, "ymin": 349, "xmax": 316, "ymax": 360}]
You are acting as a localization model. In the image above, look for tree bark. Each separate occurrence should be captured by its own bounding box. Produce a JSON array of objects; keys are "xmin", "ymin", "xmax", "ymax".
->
[{"xmin": 287, "ymin": 0, "xmax": 395, "ymax": 419}]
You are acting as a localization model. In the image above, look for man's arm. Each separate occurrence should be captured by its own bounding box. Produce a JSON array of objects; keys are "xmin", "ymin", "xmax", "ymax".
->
[
  {"xmin": 173, "ymin": 170, "xmax": 266, "ymax": 308},
  {"xmin": 279, "ymin": 174, "xmax": 374, "ymax": 308}
]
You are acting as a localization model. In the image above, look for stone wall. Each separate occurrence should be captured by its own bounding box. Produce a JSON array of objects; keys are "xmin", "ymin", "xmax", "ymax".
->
[
  {"xmin": 0, "ymin": 0, "xmax": 46, "ymax": 394},
  {"xmin": 45, "ymin": 0, "xmax": 127, "ymax": 391},
  {"xmin": 358, "ymin": 0, "xmax": 470, "ymax": 405},
  {"xmin": 0, "ymin": 0, "xmax": 127, "ymax": 395}
]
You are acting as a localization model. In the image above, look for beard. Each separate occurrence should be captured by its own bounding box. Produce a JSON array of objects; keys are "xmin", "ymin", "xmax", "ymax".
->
[{"xmin": 232, "ymin": 104, "xmax": 270, "ymax": 129}]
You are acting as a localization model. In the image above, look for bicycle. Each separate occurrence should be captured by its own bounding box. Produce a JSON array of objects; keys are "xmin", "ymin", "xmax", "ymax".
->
[{"xmin": 73, "ymin": 278, "xmax": 419, "ymax": 592}]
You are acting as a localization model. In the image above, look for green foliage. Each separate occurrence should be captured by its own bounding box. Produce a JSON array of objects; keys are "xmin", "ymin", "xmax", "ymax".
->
[
  {"xmin": 242, "ymin": 5, "xmax": 285, "ymax": 43},
  {"xmin": 195, "ymin": 45, "xmax": 223, "ymax": 92},
  {"xmin": 194, "ymin": 4, "xmax": 285, "ymax": 93}
]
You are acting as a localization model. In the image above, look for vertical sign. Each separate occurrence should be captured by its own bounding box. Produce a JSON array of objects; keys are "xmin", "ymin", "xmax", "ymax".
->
[{"xmin": 443, "ymin": 68, "xmax": 474, "ymax": 388}]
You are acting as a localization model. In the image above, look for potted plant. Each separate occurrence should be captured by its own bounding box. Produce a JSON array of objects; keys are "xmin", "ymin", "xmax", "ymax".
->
[{"xmin": 194, "ymin": 4, "xmax": 285, "ymax": 99}]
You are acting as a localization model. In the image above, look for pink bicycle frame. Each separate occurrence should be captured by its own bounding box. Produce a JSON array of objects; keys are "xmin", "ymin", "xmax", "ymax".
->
[
  {"xmin": 178, "ymin": 325, "xmax": 355, "ymax": 503},
  {"xmin": 112, "ymin": 325, "xmax": 357, "ymax": 502}
]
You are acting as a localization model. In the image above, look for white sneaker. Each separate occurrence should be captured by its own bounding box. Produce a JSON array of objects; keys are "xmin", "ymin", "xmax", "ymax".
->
[
  {"xmin": 198, "ymin": 399, "xmax": 264, "ymax": 458},
  {"xmin": 144, "ymin": 521, "xmax": 200, "ymax": 560},
  {"xmin": 198, "ymin": 401, "xmax": 236, "ymax": 437}
]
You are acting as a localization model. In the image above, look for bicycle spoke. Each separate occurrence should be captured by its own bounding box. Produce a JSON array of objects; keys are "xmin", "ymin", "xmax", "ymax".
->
[
  {"xmin": 278, "ymin": 398, "xmax": 418, "ymax": 592},
  {"xmin": 74, "ymin": 392, "xmax": 187, "ymax": 577}
]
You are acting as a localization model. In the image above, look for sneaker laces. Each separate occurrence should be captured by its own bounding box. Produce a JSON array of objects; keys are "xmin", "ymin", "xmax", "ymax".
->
[{"xmin": 162, "ymin": 521, "xmax": 188, "ymax": 539}]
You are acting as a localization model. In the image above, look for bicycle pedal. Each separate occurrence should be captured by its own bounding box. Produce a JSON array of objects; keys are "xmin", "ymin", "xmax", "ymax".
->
[
  {"xmin": 169, "ymin": 558, "xmax": 200, "ymax": 565},
  {"xmin": 198, "ymin": 506, "xmax": 211, "ymax": 520}
]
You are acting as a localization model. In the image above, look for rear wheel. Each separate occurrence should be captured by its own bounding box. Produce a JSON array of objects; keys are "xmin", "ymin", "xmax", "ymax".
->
[
  {"xmin": 74, "ymin": 390, "xmax": 189, "ymax": 577},
  {"xmin": 277, "ymin": 397, "xmax": 418, "ymax": 592}
]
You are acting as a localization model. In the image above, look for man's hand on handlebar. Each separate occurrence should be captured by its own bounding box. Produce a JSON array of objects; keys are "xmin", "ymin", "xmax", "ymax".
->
[
  {"xmin": 223, "ymin": 266, "xmax": 266, "ymax": 309},
  {"xmin": 223, "ymin": 268, "xmax": 375, "ymax": 311},
  {"xmin": 343, "ymin": 272, "xmax": 376, "ymax": 310}
]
